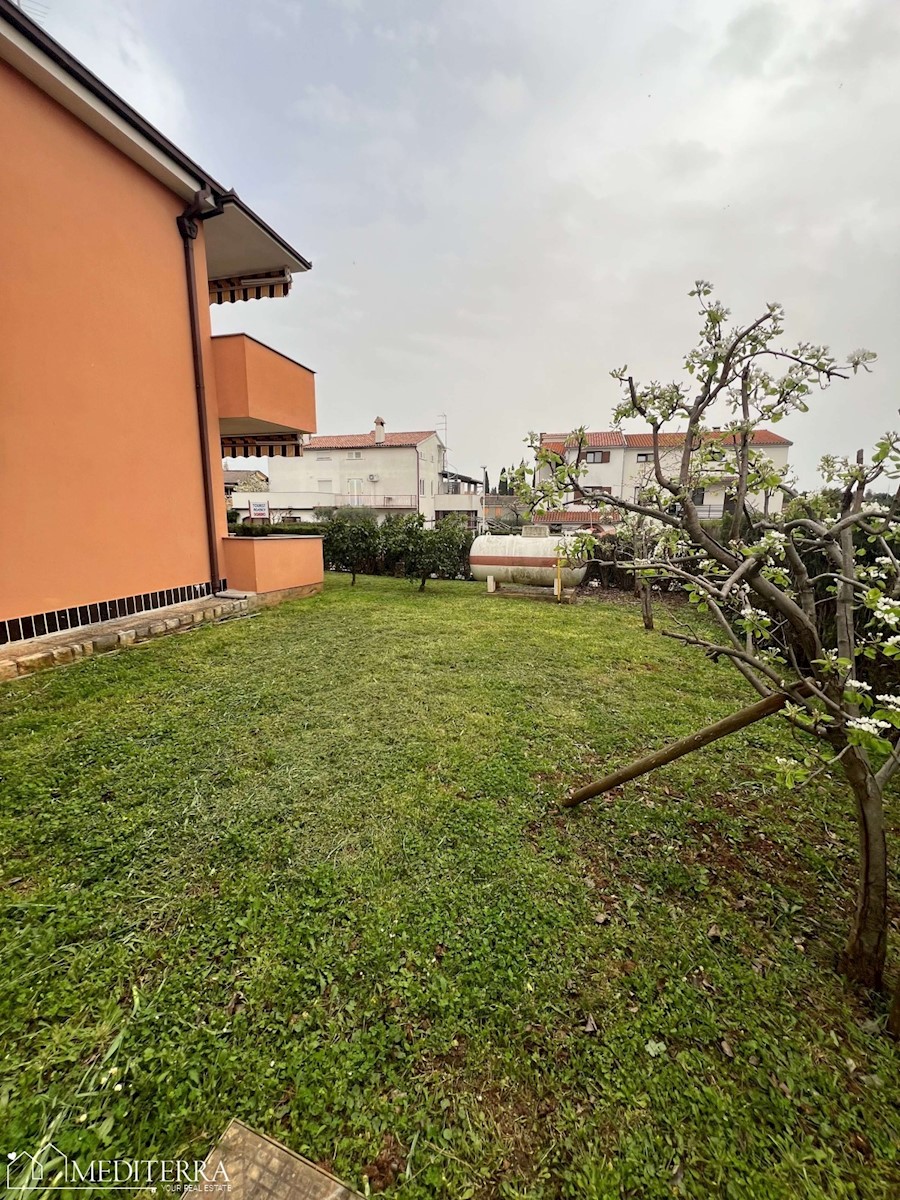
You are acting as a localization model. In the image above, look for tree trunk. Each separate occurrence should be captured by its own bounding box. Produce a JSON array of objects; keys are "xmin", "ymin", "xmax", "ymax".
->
[
  {"xmin": 419, "ymin": 575, "xmax": 427, "ymax": 592},
  {"xmin": 838, "ymin": 747, "xmax": 888, "ymax": 989},
  {"xmin": 351, "ymin": 569, "xmax": 357, "ymax": 586}
]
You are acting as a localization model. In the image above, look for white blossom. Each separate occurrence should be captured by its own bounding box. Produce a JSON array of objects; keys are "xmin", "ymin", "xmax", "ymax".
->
[
  {"xmin": 843, "ymin": 679, "xmax": 872, "ymax": 692},
  {"xmin": 847, "ymin": 716, "xmax": 891, "ymax": 734},
  {"xmin": 873, "ymin": 597, "xmax": 900, "ymax": 628},
  {"xmin": 876, "ymin": 694, "xmax": 900, "ymax": 710}
]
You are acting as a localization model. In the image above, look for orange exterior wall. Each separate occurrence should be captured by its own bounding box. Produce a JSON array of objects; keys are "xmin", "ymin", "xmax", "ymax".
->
[
  {"xmin": 222, "ymin": 537, "xmax": 324, "ymax": 594},
  {"xmin": 0, "ymin": 59, "xmax": 227, "ymax": 621},
  {"xmin": 213, "ymin": 335, "xmax": 317, "ymax": 434}
]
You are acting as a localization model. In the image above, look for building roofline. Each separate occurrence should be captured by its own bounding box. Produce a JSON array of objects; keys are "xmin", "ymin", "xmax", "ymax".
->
[
  {"xmin": 538, "ymin": 427, "xmax": 792, "ymax": 449},
  {"xmin": 304, "ymin": 430, "xmax": 439, "ymax": 450}
]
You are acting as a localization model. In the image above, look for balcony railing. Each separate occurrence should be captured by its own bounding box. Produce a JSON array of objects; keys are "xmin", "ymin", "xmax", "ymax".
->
[{"xmin": 339, "ymin": 494, "xmax": 417, "ymax": 509}]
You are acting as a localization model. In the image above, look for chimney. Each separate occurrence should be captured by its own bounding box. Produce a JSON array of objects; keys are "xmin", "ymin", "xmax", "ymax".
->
[{"xmin": 374, "ymin": 416, "xmax": 385, "ymax": 445}]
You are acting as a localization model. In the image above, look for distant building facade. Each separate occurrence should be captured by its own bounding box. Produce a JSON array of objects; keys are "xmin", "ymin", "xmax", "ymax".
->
[
  {"xmin": 231, "ymin": 418, "xmax": 483, "ymax": 527},
  {"xmin": 536, "ymin": 429, "xmax": 792, "ymax": 518},
  {"xmin": 223, "ymin": 470, "xmax": 268, "ymax": 508}
]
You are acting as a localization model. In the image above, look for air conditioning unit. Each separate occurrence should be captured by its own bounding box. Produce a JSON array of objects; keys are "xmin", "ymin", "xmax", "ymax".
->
[{"xmin": 368, "ymin": 473, "xmax": 380, "ymax": 482}]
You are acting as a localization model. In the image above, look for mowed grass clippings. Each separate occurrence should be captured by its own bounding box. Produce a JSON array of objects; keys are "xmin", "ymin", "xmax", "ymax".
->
[{"xmin": 0, "ymin": 574, "xmax": 898, "ymax": 1199}]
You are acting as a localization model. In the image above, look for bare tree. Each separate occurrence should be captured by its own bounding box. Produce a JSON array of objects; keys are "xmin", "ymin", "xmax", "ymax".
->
[{"xmin": 514, "ymin": 283, "xmax": 900, "ymax": 1020}]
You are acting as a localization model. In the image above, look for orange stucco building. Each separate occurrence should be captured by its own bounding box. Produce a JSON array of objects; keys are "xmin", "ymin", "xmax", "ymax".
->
[{"xmin": 0, "ymin": 0, "xmax": 323, "ymax": 646}]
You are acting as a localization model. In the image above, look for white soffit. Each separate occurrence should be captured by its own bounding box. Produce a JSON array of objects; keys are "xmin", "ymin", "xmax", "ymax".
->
[{"xmin": 204, "ymin": 203, "xmax": 310, "ymax": 279}]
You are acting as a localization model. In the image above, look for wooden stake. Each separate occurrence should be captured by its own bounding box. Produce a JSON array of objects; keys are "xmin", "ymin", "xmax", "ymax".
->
[
  {"xmin": 564, "ymin": 690, "xmax": 794, "ymax": 808},
  {"xmin": 640, "ymin": 579, "xmax": 653, "ymax": 630}
]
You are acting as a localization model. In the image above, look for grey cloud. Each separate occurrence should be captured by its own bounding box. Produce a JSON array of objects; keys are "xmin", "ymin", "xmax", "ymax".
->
[
  {"xmin": 44, "ymin": 0, "xmax": 900, "ymax": 484},
  {"xmin": 710, "ymin": 2, "xmax": 782, "ymax": 78}
]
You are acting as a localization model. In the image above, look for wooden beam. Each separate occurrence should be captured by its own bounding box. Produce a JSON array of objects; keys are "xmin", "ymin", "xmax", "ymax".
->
[{"xmin": 564, "ymin": 690, "xmax": 798, "ymax": 808}]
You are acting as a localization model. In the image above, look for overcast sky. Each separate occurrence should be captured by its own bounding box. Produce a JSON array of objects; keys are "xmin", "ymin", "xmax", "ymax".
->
[{"xmin": 43, "ymin": 0, "xmax": 900, "ymax": 485}]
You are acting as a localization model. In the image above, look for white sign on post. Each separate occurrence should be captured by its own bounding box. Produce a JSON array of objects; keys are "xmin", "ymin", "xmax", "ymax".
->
[{"xmin": 249, "ymin": 500, "xmax": 270, "ymax": 521}]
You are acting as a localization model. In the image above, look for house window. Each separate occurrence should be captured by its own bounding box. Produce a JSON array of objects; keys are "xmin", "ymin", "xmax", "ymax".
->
[
  {"xmin": 585, "ymin": 450, "xmax": 611, "ymax": 464},
  {"xmin": 347, "ymin": 451, "xmax": 362, "ymax": 459},
  {"xmin": 316, "ymin": 454, "xmax": 332, "ymax": 461},
  {"xmin": 585, "ymin": 486, "xmax": 612, "ymax": 495},
  {"xmin": 317, "ymin": 479, "xmax": 332, "ymax": 493},
  {"xmin": 347, "ymin": 478, "xmax": 363, "ymax": 505},
  {"xmin": 636, "ymin": 452, "xmax": 651, "ymax": 462},
  {"xmin": 419, "ymin": 479, "xmax": 425, "ymax": 495},
  {"xmin": 691, "ymin": 487, "xmax": 706, "ymax": 505}
]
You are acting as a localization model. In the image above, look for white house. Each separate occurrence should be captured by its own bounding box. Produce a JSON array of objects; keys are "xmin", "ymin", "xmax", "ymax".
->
[
  {"xmin": 231, "ymin": 417, "xmax": 483, "ymax": 527},
  {"xmin": 537, "ymin": 428, "xmax": 792, "ymax": 518}
]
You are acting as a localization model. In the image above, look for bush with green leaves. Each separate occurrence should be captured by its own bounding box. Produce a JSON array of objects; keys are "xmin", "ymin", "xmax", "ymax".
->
[
  {"xmin": 321, "ymin": 508, "xmax": 381, "ymax": 584},
  {"xmin": 402, "ymin": 515, "xmax": 473, "ymax": 591}
]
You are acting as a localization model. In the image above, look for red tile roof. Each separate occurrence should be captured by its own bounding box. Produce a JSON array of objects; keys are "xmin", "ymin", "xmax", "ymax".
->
[
  {"xmin": 540, "ymin": 431, "xmax": 626, "ymax": 452},
  {"xmin": 540, "ymin": 509, "xmax": 621, "ymax": 526},
  {"xmin": 304, "ymin": 431, "xmax": 437, "ymax": 450},
  {"xmin": 539, "ymin": 428, "xmax": 790, "ymax": 452},
  {"xmin": 624, "ymin": 429, "xmax": 791, "ymax": 448}
]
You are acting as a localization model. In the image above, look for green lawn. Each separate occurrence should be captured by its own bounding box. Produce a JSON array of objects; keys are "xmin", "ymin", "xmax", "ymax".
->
[{"xmin": 1, "ymin": 575, "xmax": 898, "ymax": 1198}]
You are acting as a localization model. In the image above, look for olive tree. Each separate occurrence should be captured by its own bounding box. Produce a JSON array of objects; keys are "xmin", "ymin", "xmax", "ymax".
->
[{"xmin": 513, "ymin": 283, "xmax": 900, "ymax": 1022}]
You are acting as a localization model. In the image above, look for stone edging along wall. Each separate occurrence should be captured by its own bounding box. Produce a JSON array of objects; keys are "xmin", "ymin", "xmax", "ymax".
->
[{"xmin": 1, "ymin": 583, "xmax": 322, "ymax": 680}]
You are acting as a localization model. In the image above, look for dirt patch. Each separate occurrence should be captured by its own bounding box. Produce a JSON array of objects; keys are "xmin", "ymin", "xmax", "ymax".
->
[
  {"xmin": 684, "ymin": 820, "xmax": 749, "ymax": 877},
  {"xmin": 362, "ymin": 1133, "xmax": 406, "ymax": 1192}
]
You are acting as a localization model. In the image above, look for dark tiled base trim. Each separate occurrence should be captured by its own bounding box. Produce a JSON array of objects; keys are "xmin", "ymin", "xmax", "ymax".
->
[{"xmin": 1, "ymin": 579, "xmax": 227, "ymax": 646}]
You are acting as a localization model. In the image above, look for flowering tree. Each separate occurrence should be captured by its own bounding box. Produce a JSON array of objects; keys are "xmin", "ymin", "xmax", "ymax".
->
[{"xmin": 514, "ymin": 284, "xmax": 900, "ymax": 1025}]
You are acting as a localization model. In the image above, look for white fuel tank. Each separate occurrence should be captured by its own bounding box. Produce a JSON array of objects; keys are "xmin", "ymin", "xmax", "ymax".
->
[{"xmin": 469, "ymin": 535, "xmax": 587, "ymax": 588}]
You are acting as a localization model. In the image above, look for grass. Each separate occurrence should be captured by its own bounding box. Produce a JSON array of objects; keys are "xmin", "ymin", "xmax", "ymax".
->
[{"xmin": 1, "ymin": 574, "xmax": 898, "ymax": 1198}]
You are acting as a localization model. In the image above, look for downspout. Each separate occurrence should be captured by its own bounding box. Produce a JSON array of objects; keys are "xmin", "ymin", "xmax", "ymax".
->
[
  {"xmin": 178, "ymin": 194, "xmax": 222, "ymax": 594},
  {"xmin": 415, "ymin": 446, "xmax": 421, "ymax": 518}
]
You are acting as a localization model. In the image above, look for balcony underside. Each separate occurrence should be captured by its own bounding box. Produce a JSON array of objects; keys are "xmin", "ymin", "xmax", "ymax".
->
[{"xmin": 214, "ymin": 334, "xmax": 315, "ymax": 457}]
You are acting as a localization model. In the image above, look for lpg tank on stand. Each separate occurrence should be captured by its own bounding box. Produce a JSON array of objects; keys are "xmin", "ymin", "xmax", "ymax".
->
[{"xmin": 469, "ymin": 534, "xmax": 588, "ymax": 589}]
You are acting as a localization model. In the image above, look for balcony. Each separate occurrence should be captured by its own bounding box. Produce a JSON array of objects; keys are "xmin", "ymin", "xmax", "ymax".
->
[
  {"xmin": 434, "ymin": 492, "xmax": 482, "ymax": 513},
  {"xmin": 340, "ymin": 494, "xmax": 417, "ymax": 509},
  {"xmin": 229, "ymin": 491, "xmax": 417, "ymax": 514},
  {"xmin": 213, "ymin": 334, "xmax": 316, "ymax": 452}
]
